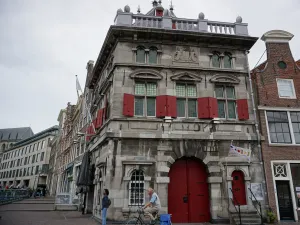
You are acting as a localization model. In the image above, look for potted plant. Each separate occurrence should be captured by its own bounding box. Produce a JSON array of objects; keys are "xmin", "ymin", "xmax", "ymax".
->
[{"xmin": 266, "ymin": 210, "xmax": 276, "ymax": 224}]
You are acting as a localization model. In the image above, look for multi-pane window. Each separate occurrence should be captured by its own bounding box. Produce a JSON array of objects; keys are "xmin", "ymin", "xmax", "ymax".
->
[
  {"xmin": 215, "ymin": 85, "xmax": 236, "ymax": 119},
  {"xmin": 291, "ymin": 112, "xmax": 300, "ymax": 144},
  {"xmin": 277, "ymin": 79, "xmax": 296, "ymax": 99},
  {"xmin": 212, "ymin": 52, "xmax": 221, "ymax": 68},
  {"xmin": 134, "ymin": 82, "xmax": 156, "ymax": 117},
  {"xmin": 129, "ymin": 170, "xmax": 145, "ymax": 206},
  {"xmin": 267, "ymin": 111, "xmax": 291, "ymax": 144},
  {"xmin": 136, "ymin": 47, "xmax": 146, "ymax": 63},
  {"xmin": 176, "ymin": 84, "xmax": 197, "ymax": 118},
  {"xmin": 149, "ymin": 48, "xmax": 158, "ymax": 64}
]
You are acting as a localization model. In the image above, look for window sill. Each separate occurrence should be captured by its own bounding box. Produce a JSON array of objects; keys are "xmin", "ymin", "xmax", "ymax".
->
[{"xmin": 268, "ymin": 143, "xmax": 300, "ymax": 147}]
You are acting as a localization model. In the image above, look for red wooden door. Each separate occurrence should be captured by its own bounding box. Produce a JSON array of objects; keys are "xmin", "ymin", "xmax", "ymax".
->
[
  {"xmin": 231, "ymin": 171, "xmax": 247, "ymax": 205},
  {"xmin": 187, "ymin": 159, "xmax": 210, "ymax": 222},
  {"xmin": 168, "ymin": 159, "xmax": 189, "ymax": 222},
  {"xmin": 168, "ymin": 158, "xmax": 210, "ymax": 223}
]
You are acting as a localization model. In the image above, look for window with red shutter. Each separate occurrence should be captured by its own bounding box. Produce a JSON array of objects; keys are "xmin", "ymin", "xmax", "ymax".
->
[
  {"xmin": 208, "ymin": 97, "xmax": 218, "ymax": 118},
  {"xmin": 215, "ymin": 85, "xmax": 237, "ymax": 119},
  {"xmin": 198, "ymin": 97, "xmax": 218, "ymax": 119},
  {"xmin": 167, "ymin": 96, "xmax": 177, "ymax": 117},
  {"xmin": 123, "ymin": 94, "xmax": 134, "ymax": 117},
  {"xmin": 96, "ymin": 109, "xmax": 104, "ymax": 128},
  {"xmin": 237, "ymin": 99, "xmax": 249, "ymax": 120},
  {"xmin": 156, "ymin": 95, "xmax": 167, "ymax": 117}
]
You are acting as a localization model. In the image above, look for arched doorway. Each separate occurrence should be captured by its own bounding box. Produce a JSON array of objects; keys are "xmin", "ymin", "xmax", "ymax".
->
[
  {"xmin": 231, "ymin": 170, "xmax": 247, "ymax": 205},
  {"xmin": 168, "ymin": 158, "xmax": 210, "ymax": 223}
]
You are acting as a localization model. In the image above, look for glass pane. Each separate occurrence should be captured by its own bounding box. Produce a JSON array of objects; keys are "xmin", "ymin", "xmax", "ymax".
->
[
  {"xmin": 276, "ymin": 133, "xmax": 284, "ymax": 143},
  {"xmin": 212, "ymin": 54, "xmax": 220, "ymax": 68},
  {"xmin": 149, "ymin": 49, "xmax": 157, "ymax": 64},
  {"xmin": 293, "ymin": 123, "xmax": 300, "ymax": 132},
  {"xmin": 284, "ymin": 133, "xmax": 292, "ymax": 143},
  {"xmin": 226, "ymin": 87, "xmax": 235, "ymax": 99},
  {"xmin": 177, "ymin": 99, "xmax": 185, "ymax": 117},
  {"xmin": 275, "ymin": 123, "xmax": 283, "ymax": 132},
  {"xmin": 146, "ymin": 83, "xmax": 156, "ymax": 96},
  {"xmin": 282, "ymin": 123, "xmax": 290, "ymax": 132},
  {"xmin": 135, "ymin": 83, "xmax": 145, "ymax": 95},
  {"xmin": 227, "ymin": 101, "xmax": 236, "ymax": 119},
  {"xmin": 267, "ymin": 111, "xmax": 274, "ymax": 121},
  {"xmin": 269, "ymin": 123, "xmax": 276, "ymax": 132},
  {"xmin": 188, "ymin": 100, "xmax": 197, "ymax": 117},
  {"xmin": 135, "ymin": 98, "xmax": 144, "ymax": 116},
  {"xmin": 218, "ymin": 101, "xmax": 225, "ymax": 118},
  {"xmin": 215, "ymin": 86, "xmax": 224, "ymax": 98},
  {"xmin": 147, "ymin": 98, "xmax": 155, "ymax": 116},
  {"xmin": 187, "ymin": 85, "xmax": 196, "ymax": 97},
  {"xmin": 294, "ymin": 133, "xmax": 300, "ymax": 144},
  {"xmin": 176, "ymin": 84, "xmax": 186, "ymax": 97},
  {"xmin": 291, "ymin": 112, "xmax": 300, "ymax": 122},
  {"xmin": 136, "ymin": 49, "xmax": 145, "ymax": 63},
  {"xmin": 224, "ymin": 55, "xmax": 232, "ymax": 68}
]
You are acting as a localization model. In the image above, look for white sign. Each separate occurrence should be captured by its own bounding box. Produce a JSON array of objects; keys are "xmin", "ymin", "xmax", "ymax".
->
[{"xmin": 250, "ymin": 183, "xmax": 264, "ymax": 201}]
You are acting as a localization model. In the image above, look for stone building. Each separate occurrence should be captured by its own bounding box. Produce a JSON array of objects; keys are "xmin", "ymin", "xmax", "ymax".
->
[
  {"xmin": 0, "ymin": 127, "xmax": 34, "ymax": 161},
  {"xmin": 0, "ymin": 126, "xmax": 58, "ymax": 189},
  {"xmin": 82, "ymin": 1, "xmax": 266, "ymax": 223},
  {"xmin": 252, "ymin": 30, "xmax": 300, "ymax": 222}
]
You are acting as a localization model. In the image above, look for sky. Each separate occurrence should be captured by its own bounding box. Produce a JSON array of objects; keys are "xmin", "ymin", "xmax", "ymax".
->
[{"xmin": 0, "ymin": 0, "xmax": 299, "ymax": 134}]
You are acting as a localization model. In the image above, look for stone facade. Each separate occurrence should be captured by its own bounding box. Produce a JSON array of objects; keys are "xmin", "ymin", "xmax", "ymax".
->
[
  {"xmin": 252, "ymin": 30, "xmax": 300, "ymax": 222},
  {"xmin": 79, "ymin": 2, "xmax": 267, "ymax": 224}
]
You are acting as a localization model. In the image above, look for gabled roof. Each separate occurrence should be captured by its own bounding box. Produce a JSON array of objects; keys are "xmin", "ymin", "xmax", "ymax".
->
[{"xmin": 0, "ymin": 127, "xmax": 34, "ymax": 141}]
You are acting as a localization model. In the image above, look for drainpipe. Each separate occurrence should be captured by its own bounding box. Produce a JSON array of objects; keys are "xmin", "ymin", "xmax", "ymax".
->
[{"xmin": 245, "ymin": 50, "xmax": 269, "ymax": 204}]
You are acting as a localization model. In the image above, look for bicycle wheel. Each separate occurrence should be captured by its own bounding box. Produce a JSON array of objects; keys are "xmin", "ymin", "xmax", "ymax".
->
[{"xmin": 124, "ymin": 217, "xmax": 142, "ymax": 225}]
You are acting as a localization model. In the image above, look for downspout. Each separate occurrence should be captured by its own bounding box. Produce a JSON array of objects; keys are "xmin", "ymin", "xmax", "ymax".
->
[{"xmin": 245, "ymin": 50, "xmax": 269, "ymax": 204}]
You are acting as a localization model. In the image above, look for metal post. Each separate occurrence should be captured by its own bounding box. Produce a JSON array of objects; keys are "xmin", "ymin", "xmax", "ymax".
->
[
  {"xmin": 259, "ymin": 203, "xmax": 263, "ymax": 225},
  {"xmin": 238, "ymin": 205, "xmax": 242, "ymax": 225}
]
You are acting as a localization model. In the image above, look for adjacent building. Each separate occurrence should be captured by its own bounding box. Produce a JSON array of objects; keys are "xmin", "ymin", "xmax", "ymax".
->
[
  {"xmin": 80, "ymin": 1, "xmax": 266, "ymax": 224},
  {"xmin": 0, "ymin": 126, "xmax": 58, "ymax": 189},
  {"xmin": 252, "ymin": 30, "xmax": 300, "ymax": 222},
  {"xmin": 0, "ymin": 127, "xmax": 34, "ymax": 160}
]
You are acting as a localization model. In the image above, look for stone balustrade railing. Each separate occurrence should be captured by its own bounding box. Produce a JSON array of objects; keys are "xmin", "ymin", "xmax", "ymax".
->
[{"xmin": 115, "ymin": 9, "xmax": 249, "ymax": 36}]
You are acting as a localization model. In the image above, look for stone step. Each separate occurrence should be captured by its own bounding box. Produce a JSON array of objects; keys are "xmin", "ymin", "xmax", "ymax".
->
[{"xmin": 233, "ymin": 217, "xmax": 261, "ymax": 223}]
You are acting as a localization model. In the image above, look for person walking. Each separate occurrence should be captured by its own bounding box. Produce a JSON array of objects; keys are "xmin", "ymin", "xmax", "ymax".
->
[{"xmin": 101, "ymin": 189, "xmax": 111, "ymax": 225}]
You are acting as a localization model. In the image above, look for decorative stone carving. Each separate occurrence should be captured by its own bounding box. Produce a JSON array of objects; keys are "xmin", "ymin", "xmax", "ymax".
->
[
  {"xmin": 173, "ymin": 46, "xmax": 198, "ymax": 63},
  {"xmin": 210, "ymin": 74, "xmax": 240, "ymax": 84},
  {"xmin": 273, "ymin": 164, "xmax": 287, "ymax": 177},
  {"xmin": 129, "ymin": 69, "xmax": 163, "ymax": 80},
  {"xmin": 170, "ymin": 72, "xmax": 202, "ymax": 82}
]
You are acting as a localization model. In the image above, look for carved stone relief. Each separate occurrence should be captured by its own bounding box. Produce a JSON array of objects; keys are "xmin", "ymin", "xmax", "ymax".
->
[{"xmin": 173, "ymin": 46, "xmax": 198, "ymax": 63}]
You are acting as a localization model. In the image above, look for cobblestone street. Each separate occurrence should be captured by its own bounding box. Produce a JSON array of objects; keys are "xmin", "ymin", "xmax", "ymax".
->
[{"xmin": 0, "ymin": 211, "xmax": 98, "ymax": 225}]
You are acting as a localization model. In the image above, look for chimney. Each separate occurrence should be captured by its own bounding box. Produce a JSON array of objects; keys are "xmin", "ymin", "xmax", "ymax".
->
[{"xmin": 261, "ymin": 30, "xmax": 295, "ymax": 64}]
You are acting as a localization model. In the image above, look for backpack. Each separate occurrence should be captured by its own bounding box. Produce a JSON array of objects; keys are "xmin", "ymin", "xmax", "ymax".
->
[{"xmin": 107, "ymin": 198, "xmax": 111, "ymax": 208}]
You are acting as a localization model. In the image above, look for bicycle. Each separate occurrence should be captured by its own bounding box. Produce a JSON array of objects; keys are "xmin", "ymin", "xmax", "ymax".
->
[{"xmin": 124, "ymin": 207, "xmax": 160, "ymax": 225}]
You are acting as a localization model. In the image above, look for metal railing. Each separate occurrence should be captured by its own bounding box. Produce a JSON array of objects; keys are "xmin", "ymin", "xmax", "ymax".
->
[
  {"xmin": 248, "ymin": 188, "xmax": 263, "ymax": 225},
  {"xmin": 0, "ymin": 189, "xmax": 30, "ymax": 205},
  {"xmin": 229, "ymin": 188, "xmax": 242, "ymax": 225}
]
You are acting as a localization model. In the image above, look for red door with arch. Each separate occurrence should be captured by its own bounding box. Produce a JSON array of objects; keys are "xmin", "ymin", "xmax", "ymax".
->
[
  {"xmin": 231, "ymin": 170, "xmax": 247, "ymax": 205},
  {"xmin": 168, "ymin": 158, "xmax": 210, "ymax": 223}
]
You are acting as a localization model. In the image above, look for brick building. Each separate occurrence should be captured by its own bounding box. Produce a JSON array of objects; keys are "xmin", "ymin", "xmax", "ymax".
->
[
  {"xmin": 79, "ymin": 1, "xmax": 267, "ymax": 224},
  {"xmin": 252, "ymin": 30, "xmax": 300, "ymax": 222}
]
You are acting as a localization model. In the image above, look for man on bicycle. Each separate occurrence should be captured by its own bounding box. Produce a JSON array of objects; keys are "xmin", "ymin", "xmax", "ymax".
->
[{"xmin": 143, "ymin": 188, "xmax": 161, "ymax": 221}]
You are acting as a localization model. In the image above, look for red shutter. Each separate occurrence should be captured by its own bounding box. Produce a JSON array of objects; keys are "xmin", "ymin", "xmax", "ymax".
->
[
  {"xmin": 96, "ymin": 109, "xmax": 104, "ymax": 128},
  {"xmin": 166, "ymin": 96, "xmax": 177, "ymax": 118},
  {"xmin": 123, "ymin": 94, "xmax": 134, "ymax": 117},
  {"xmin": 93, "ymin": 119, "xmax": 97, "ymax": 130},
  {"xmin": 237, "ymin": 99, "xmax": 249, "ymax": 120},
  {"xmin": 208, "ymin": 97, "xmax": 218, "ymax": 118},
  {"xmin": 198, "ymin": 97, "xmax": 210, "ymax": 119},
  {"xmin": 198, "ymin": 97, "xmax": 218, "ymax": 119},
  {"xmin": 103, "ymin": 106, "xmax": 107, "ymax": 122},
  {"xmin": 156, "ymin": 95, "xmax": 167, "ymax": 117}
]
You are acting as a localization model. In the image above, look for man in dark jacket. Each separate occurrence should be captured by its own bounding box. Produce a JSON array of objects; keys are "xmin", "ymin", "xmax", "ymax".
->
[{"xmin": 102, "ymin": 189, "xmax": 110, "ymax": 225}]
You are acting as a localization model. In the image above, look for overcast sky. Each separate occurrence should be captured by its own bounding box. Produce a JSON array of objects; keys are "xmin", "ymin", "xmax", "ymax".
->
[{"xmin": 0, "ymin": 0, "xmax": 299, "ymax": 134}]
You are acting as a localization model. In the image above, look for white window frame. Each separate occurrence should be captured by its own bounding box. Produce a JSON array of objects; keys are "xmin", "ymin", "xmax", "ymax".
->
[
  {"xmin": 265, "ymin": 110, "xmax": 300, "ymax": 145},
  {"xmin": 276, "ymin": 78, "xmax": 296, "ymax": 99},
  {"xmin": 215, "ymin": 84, "xmax": 237, "ymax": 120}
]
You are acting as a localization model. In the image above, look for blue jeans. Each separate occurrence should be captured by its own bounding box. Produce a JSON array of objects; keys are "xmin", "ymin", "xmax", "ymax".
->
[{"xmin": 102, "ymin": 208, "xmax": 107, "ymax": 225}]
